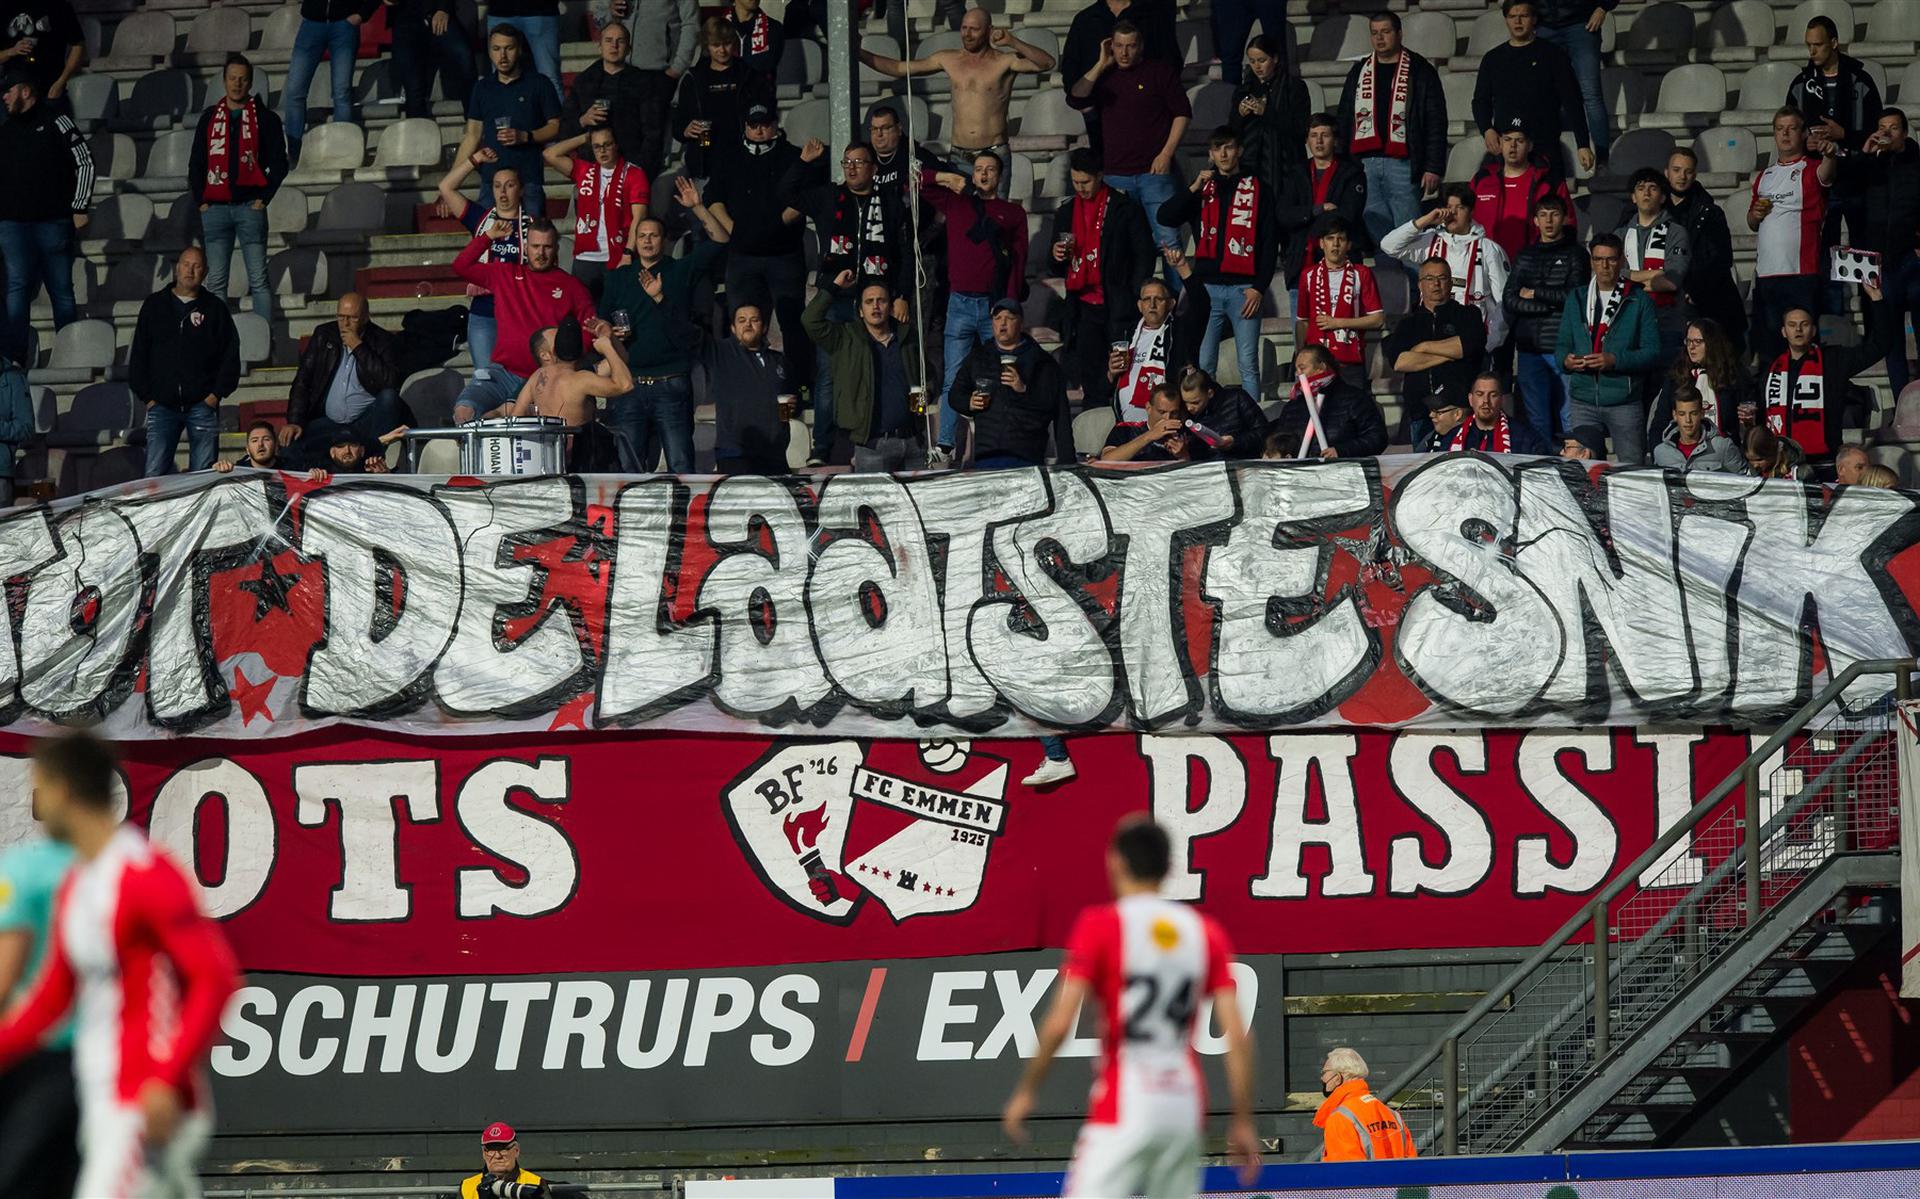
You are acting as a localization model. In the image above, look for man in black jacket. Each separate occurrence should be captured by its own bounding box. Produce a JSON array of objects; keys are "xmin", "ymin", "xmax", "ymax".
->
[
  {"xmin": 189, "ymin": 55, "xmax": 288, "ymax": 323},
  {"xmin": 1504, "ymin": 193, "xmax": 1586, "ymax": 439},
  {"xmin": 1336, "ymin": 12, "xmax": 1446, "ymax": 250},
  {"xmin": 0, "ymin": 65, "xmax": 91, "ymax": 366},
  {"xmin": 561, "ymin": 22, "xmax": 654, "ymax": 174},
  {"xmin": 1846, "ymin": 108, "xmax": 1920, "ymax": 395},
  {"xmin": 1791, "ymin": 17, "xmax": 1883, "ymax": 153},
  {"xmin": 1472, "ymin": 0, "xmax": 1593, "ymax": 176},
  {"xmin": 951, "ymin": 301, "xmax": 1073, "ymax": 469},
  {"xmin": 1389, "ymin": 259, "xmax": 1488, "ymax": 446},
  {"xmin": 281, "ymin": 293, "xmax": 406, "ymax": 466},
  {"xmin": 1664, "ymin": 147, "xmax": 1746, "ymax": 354},
  {"xmin": 129, "ymin": 248, "xmax": 240, "ymax": 477},
  {"xmin": 1177, "ymin": 366, "xmax": 1266, "ymax": 458},
  {"xmin": 709, "ymin": 111, "xmax": 819, "ymax": 401},
  {"xmin": 1157, "ymin": 128, "xmax": 1279, "ymax": 398},
  {"xmin": 1276, "ymin": 113, "xmax": 1369, "ymax": 282},
  {"xmin": 1051, "ymin": 148, "xmax": 1154, "ymax": 411},
  {"xmin": 1268, "ymin": 344, "xmax": 1387, "ymax": 459}
]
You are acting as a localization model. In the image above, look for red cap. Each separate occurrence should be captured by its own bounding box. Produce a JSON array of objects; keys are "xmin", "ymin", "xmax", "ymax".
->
[{"xmin": 481, "ymin": 1122, "xmax": 516, "ymax": 1146}]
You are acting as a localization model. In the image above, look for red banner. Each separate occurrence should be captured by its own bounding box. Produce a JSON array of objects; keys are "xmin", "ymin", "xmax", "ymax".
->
[{"xmin": 0, "ymin": 726, "xmax": 1767, "ymax": 975}]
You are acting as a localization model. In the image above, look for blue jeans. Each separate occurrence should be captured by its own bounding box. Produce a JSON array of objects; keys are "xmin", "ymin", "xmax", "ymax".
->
[
  {"xmin": 145, "ymin": 402, "xmax": 220, "ymax": 477},
  {"xmin": 1360, "ymin": 156, "xmax": 1419, "ymax": 257},
  {"xmin": 467, "ymin": 311, "xmax": 497, "ymax": 373},
  {"xmin": 1040, "ymin": 735, "xmax": 1068, "ymax": 761},
  {"xmin": 941, "ymin": 292, "xmax": 992, "ymax": 448},
  {"xmin": 201, "ymin": 202, "xmax": 271, "ymax": 320},
  {"xmin": 0, "ymin": 219, "xmax": 76, "ymax": 364},
  {"xmin": 1106, "ymin": 171, "xmax": 1181, "ymax": 290},
  {"xmin": 1539, "ymin": 22, "xmax": 1609, "ymax": 157},
  {"xmin": 1517, "ymin": 350, "xmax": 1571, "ymax": 440},
  {"xmin": 284, "ymin": 17, "xmax": 358, "ymax": 156},
  {"xmin": 612, "ymin": 375, "xmax": 694, "ymax": 472},
  {"xmin": 488, "ymin": 15, "xmax": 562, "ymax": 103},
  {"xmin": 1200, "ymin": 281, "xmax": 1260, "ymax": 396},
  {"xmin": 454, "ymin": 363, "xmax": 527, "ymax": 422},
  {"xmin": 811, "ymin": 293, "xmax": 855, "ymax": 458}
]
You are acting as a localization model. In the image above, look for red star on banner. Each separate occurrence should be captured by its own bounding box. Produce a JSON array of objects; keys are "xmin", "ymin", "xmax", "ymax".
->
[
  {"xmin": 547, "ymin": 690, "xmax": 593, "ymax": 732},
  {"xmin": 232, "ymin": 666, "xmax": 275, "ymax": 726}
]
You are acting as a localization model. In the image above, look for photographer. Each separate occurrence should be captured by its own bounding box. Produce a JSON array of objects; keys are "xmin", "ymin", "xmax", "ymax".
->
[{"xmin": 463, "ymin": 1123, "xmax": 545, "ymax": 1199}]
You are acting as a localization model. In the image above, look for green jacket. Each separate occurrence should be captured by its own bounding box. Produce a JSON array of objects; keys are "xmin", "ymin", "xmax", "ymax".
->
[
  {"xmin": 801, "ymin": 284, "xmax": 925, "ymax": 442},
  {"xmin": 1554, "ymin": 283, "xmax": 1662, "ymax": 408},
  {"xmin": 601, "ymin": 242, "xmax": 724, "ymax": 377}
]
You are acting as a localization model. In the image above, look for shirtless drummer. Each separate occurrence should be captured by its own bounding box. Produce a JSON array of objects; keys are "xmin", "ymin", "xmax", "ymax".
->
[
  {"xmin": 509, "ymin": 315, "xmax": 634, "ymax": 465},
  {"xmin": 858, "ymin": 9, "xmax": 1053, "ymax": 197}
]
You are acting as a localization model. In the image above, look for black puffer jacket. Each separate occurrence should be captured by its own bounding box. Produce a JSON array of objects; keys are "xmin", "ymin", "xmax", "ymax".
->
[
  {"xmin": 1504, "ymin": 235, "xmax": 1588, "ymax": 355},
  {"xmin": 946, "ymin": 338, "xmax": 1073, "ymax": 466}
]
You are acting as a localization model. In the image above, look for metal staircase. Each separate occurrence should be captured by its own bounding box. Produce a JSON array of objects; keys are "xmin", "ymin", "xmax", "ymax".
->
[{"xmin": 1348, "ymin": 659, "xmax": 1914, "ymax": 1158}]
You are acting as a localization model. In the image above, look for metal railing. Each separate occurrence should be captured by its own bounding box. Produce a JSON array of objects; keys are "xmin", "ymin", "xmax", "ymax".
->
[{"xmin": 1357, "ymin": 658, "xmax": 1913, "ymax": 1158}]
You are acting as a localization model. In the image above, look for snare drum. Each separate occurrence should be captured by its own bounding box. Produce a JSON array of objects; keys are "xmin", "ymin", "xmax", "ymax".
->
[{"xmin": 459, "ymin": 417, "xmax": 571, "ymax": 476}]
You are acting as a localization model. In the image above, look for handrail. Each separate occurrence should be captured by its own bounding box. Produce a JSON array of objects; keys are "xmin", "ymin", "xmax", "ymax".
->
[{"xmin": 1307, "ymin": 656, "xmax": 1916, "ymax": 1160}]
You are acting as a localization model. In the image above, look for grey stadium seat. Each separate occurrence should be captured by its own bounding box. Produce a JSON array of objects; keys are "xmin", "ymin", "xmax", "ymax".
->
[
  {"xmin": 1868, "ymin": 0, "xmax": 1920, "ymax": 42},
  {"xmin": 259, "ymin": 5, "xmax": 302, "ymax": 53},
  {"xmin": 289, "ymin": 122, "xmax": 367, "ymax": 176},
  {"xmin": 401, "ymin": 368, "xmax": 466, "ymax": 428},
  {"xmin": 88, "ymin": 194, "xmax": 155, "ymax": 242},
  {"xmin": 1017, "ymin": 87, "xmax": 1079, "ymax": 138},
  {"xmin": 1467, "ymin": 8, "xmax": 1508, "ymax": 55},
  {"xmin": 1655, "ymin": 64, "xmax": 1728, "ymax": 115},
  {"xmin": 234, "ymin": 313, "xmax": 271, "ymax": 366},
  {"xmin": 1400, "ymin": 11, "xmax": 1455, "ymax": 62},
  {"xmin": 1620, "ymin": 2, "xmax": 1695, "ymax": 56},
  {"xmin": 267, "ymin": 185, "xmax": 310, "ymax": 236},
  {"xmin": 48, "ymin": 320, "xmax": 117, "ymax": 372},
  {"xmin": 314, "ymin": 181, "xmax": 389, "ymax": 233},
  {"xmin": 116, "ymin": 69, "xmax": 203, "ymax": 131},
  {"xmin": 183, "ymin": 6, "xmax": 251, "ymax": 60},
  {"xmin": 1188, "ymin": 82, "xmax": 1234, "ymax": 133},
  {"xmin": 1072, "ymin": 408, "xmax": 1115, "ymax": 460},
  {"xmin": 1786, "ymin": 0, "xmax": 1858, "ymax": 41},
  {"xmin": 1308, "ymin": 14, "xmax": 1369, "ymax": 64},
  {"xmin": 777, "ymin": 38, "xmax": 823, "ymax": 90},
  {"xmin": 66, "ymin": 74, "xmax": 118, "ymax": 128},
  {"xmin": 1606, "ymin": 128, "xmax": 1676, "ymax": 178},
  {"xmin": 1736, "ymin": 61, "xmax": 1800, "ymax": 112},
  {"xmin": 1695, "ymin": 125, "xmax": 1759, "ymax": 175},
  {"xmin": 1702, "ymin": 1, "xmax": 1776, "ymax": 50},
  {"xmin": 99, "ymin": 11, "xmax": 176, "ymax": 66},
  {"xmin": 268, "ymin": 248, "xmax": 329, "ymax": 301},
  {"xmin": 85, "ymin": 132, "xmax": 137, "ymax": 181},
  {"xmin": 372, "ymin": 118, "xmax": 445, "ymax": 169}
]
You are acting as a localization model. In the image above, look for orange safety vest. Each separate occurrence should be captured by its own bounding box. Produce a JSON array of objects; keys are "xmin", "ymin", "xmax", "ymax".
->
[{"xmin": 1314, "ymin": 1078, "xmax": 1416, "ymax": 1162}]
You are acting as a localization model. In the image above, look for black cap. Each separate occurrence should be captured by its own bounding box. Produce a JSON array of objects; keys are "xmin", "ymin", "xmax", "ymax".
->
[
  {"xmin": 990, "ymin": 297, "xmax": 1022, "ymax": 316},
  {"xmin": 0, "ymin": 64, "xmax": 36, "ymax": 93},
  {"xmin": 1503, "ymin": 115, "xmax": 1531, "ymax": 138},
  {"xmin": 554, "ymin": 313, "xmax": 584, "ymax": 363},
  {"xmin": 744, "ymin": 104, "xmax": 775, "ymax": 125},
  {"xmin": 1423, "ymin": 385, "xmax": 1461, "ymax": 413},
  {"xmin": 1563, "ymin": 424, "xmax": 1610, "ymax": 460}
]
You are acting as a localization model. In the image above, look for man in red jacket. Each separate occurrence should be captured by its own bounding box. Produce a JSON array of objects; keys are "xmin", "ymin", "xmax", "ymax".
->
[
  {"xmin": 452, "ymin": 216, "xmax": 597, "ymax": 420},
  {"xmin": 1470, "ymin": 118, "xmax": 1574, "ymax": 261},
  {"xmin": 0, "ymin": 731, "xmax": 240, "ymax": 1198}
]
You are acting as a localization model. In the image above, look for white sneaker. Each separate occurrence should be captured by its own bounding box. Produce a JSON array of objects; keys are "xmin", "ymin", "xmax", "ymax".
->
[
  {"xmin": 1022, "ymin": 757, "xmax": 1077, "ymax": 788},
  {"xmin": 805, "ymin": 455, "xmax": 825, "ymax": 467},
  {"xmin": 926, "ymin": 445, "xmax": 955, "ymax": 469}
]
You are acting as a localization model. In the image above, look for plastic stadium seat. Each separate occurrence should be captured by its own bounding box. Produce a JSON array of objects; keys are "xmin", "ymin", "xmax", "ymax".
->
[
  {"xmin": 1787, "ymin": 0, "xmax": 1857, "ymax": 41},
  {"xmin": 1601, "ymin": 67, "xmax": 1650, "ymax": 119},
  {"xmin": 1035, "ymin": 153, "xmax": 1070, "ymax": 199},
  {"xmin": 98, "ymin": 254, "xmax": 169, "ymax": 303},
  {"xmin": 1891, "ymin": 382, "xmax": 1920, "ymax": 441},
  {"xmin": 67, "ymin": 74, "xmax": 118, "ymax": 128},
  {"xmin": 776, "ymin": 38, "xmax": 823, "ymax": 89},
  {"xmin": 1867, "ymin": 0, "xmax": 1920, "ymax": 41},
  {"xmin": 90, "ymin": 194, "xmax": 155, "ymax": 242},
  {"xmin": 184, "ymin": 7, "xmax": 250, "ymax": 57},
  {"xmin": 1006, "ymin": 151, "xmax": 1035, "ymax": 200},
  {"xmin": 1694, "ymin": 125, "xmax": 1759, "ymax": 175},
  {"xmin": 1177, "ymin": 19, "xmax": 1213, "ymax": 66},
  {"xmin": 414, "ymin": 438, "xmax": 462, "ymax": 474},
  {"xmin": 1188, "ymin": 81, "xmax": 1234, "ymax": 132},
  {"xmin": 1898, "ymin": 60, "xmax": 1920, "ymax": 104},
  {"xmin": 234, "ymin": 313, "xmax": 271, "ymax": 366},
  {"xmin": 1072, "ymin": 408, "xmax": 1115, "ymax": 459},
  {"xmin": 1702, "ymin": 1, "xmax": 1776, "ymax": 49},
  {"xmin": 100, "ymin": 11, "xmax": 176, "ymax": 64},
  {"xmin": 86, "ymin": 132, "xmax": 137, "ymax": 180},
  {"xmin": 1621, "ymin": 2, "xmax": 1695, "ymax": 55},
  {"xmin": 372, "ymin": 117, "xmax": 444, "ymax": 168},
  {"xmin": 1441, "ymin": 71, "xmax": 1477, "ymax": 127},
  {"xmin": 401, "ymin": 368, "xmax": 465, "ymax": 428},
  {"xmin": 1467, "ymin": 8, "xmax": 1508, "ymax": 55},
  {"xmin": 267, "ymin": 184, "xmax": 310, "ymax": 236},
  {"xmin": 1606, "ymin": 128, "xmax": 1676, "ymax": 178},
  {"xmin": 1445, "ymin": 136, "xmax": 1487, "ymax": 182},
  {"xmin": 117, "ymin": 69, "xmax": 203, "ymax": 130},
  {"xmin": 268, "ymin": 247, "xmax": 329, "ymax": 300},
  {"xmin": 1017, "ymin": 87, "xmax": 1079, "ymax": 137},
  {"xmin": 1400, "ymin": 11, "xmax": 1455, "ymax": 61},
  {"xmin": 782, "ymin": 96, "xmax": 829, "ymax": 146},
  {"xmin": 61, "ymin": 382, "xmax": 136, "ymax": 439},
  {"xmin": 48, "ymin": 321, "xmax": 117, "ymax": 372},
  {"xmin": 1656, "ymin": 64, "xmax": 1728, "ymax": 113},
  {"xmin": 260, "ymin": 5, "xmax": 302, "ymax": 53},
  {"xmin": 314, "ymin": 181, "xmax": 388, "ymax": 233},
  {"xmin": 862, "ymin": 34, "xmax": 901, "ymax": 61},
  {"xmin": 1736, "ymin": 61, "xmax": 1800, "ymax": 111},
  {"xmin": 1020, "ymin": 29, "xmax": 1060, "ymax": 62},
  {"xmin": 143, "ymin": 128, "xmax": 196, "ymax": 180},
  {"xmin": 916, "ymin": 30, "xmax": 963, "ymax": 57},
  {"xmin": 1307, "ymin": 14, "xmax": 1370, "ymax": 64},
  {"xmin": 292, "ymin": 122, "xmax": 367, "ymax": 175}
]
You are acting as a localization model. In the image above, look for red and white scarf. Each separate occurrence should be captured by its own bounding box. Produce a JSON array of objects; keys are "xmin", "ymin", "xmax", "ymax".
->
[
  {"xmin": 1689, "ymin": 368, "xmax": 1725, "ymax": 430},
  {"xmin": 1066, "ymin": 188, "xmax": 1108, "ymax": 297},
  {"xmin": 1448, "ymin": 415, "xmax": 1512, "ymax": 453},
  {"xmin": 1428, "ymin": 232, "xmax": 1482, "ymax": 305},
  {"xmin": 740, "ymin": 10, "xmax": 773, "ymax": 55},
  {"xmin": 1196, "ymin": 175, "xmax": 1260, "ymax": 277},
  {"xmin": 204, "ymin": 98, "xmax": 267, "ymax": 203},
  {"xmin": 1626, "ymin": 217, "xmax": 1677, "ymax": 309},
  {"xmin": 573, "ymin": 159, "xmax": 646, "ymax": 262},
  {"xmin": 1350, "ymin": 52, "xmax": 1412, "ymax": 158},
  {"xmin": 1589, "ymin": 279, "xmax": 1629, "ymax": 354},
  {"xmin": 1305, "ymin": 261, "xmax": 1362, "ymax": 364},
  {"xmin": 1765, "ymin": 346, "xmax": 1831, "ymax": 457}
]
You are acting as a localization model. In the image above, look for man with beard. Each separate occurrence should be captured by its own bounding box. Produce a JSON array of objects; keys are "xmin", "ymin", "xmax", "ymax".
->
[
  {"xmin": 1050, "ymin": 147, "xmax": 1154, "ymax": 411},
  {"xmin": 1663, "ymin": 147, "xmax": 1745, "ymax": 353},
  {"xmin": 707, "ymin": 107, "xmax": 820, "ymax": 396}
]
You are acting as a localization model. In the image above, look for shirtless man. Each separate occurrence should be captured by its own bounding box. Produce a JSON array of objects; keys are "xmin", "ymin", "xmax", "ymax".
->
[
  {"xmin": 858, "ymin": 9, "xmax": 1053, "ymax": 197},
  {"xmin": 511, "ymin": 318, "xmax": 636, "ymax": 430}
]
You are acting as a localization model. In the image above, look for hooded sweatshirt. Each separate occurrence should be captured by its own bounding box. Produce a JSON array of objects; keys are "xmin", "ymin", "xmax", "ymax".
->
[{"xmin": 1382, "ymin": 217, "xmax": 1511, "ymax": 349}]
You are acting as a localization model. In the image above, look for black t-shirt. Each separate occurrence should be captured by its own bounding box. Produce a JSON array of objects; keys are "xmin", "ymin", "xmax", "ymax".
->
[
  {"xmin": 1, "ymin": 0, "xmax": 80, "ymax": 92},
  {"xmin": 1386, "ymin": 299, "xmax": 1488, "ymax": 409},
  {"xmin": 466, "ymin": 72, "xmax": 562, "ymax": 196}
]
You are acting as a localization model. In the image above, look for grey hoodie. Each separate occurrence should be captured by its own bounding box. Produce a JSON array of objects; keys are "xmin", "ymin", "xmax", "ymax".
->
[{"xmin": 1652, "ymin": 418, "xmax": 1745, "ymax": 475}]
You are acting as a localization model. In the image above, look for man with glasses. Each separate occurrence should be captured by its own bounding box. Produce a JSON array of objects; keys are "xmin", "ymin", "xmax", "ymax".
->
[
  {"xmin": 462, "ymin": 1122, "xmax": 543, "ymax": 1199},
  {"xmin": 786, "ymin": 141, "xmax": 912, "ymax": 464},
  {"xmin": 1555, "ymin": 233, "xmax": 1659, "ymax": 464},
  {"xmin": 1387, "ymin": 258, "xmax": 1486, "ymax": 448}
]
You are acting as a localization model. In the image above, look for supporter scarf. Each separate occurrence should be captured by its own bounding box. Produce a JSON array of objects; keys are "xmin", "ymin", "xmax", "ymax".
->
[
  {"xmin": 1309, "ymin": 162, "xmax": 1336, "ymax": 210},
  {"xmin": 1765, "ymin": 346, "xmax": 1830, "ymax": 457},
  {"xmin": 467, "ymin": 206, "xmax": 530, "ymax": 300},
  {"xmin": 1627, "ymin": 218, "xmax": 1676, "ymax": 309},
  {"xmin": 742, "ymin": 11, "xmax": 772, "ymax": 55},
  {"xmin": 1066, "ymin": 188, "xmax": 1108, "ymax": 296},
  {"xmin": 1427, "ymin": 232, "xmax": 1481, "ymax": 305},
  {"xmin": 1196, "ymin": 174, "xmax": 1260, "ymax": 277},
  {"xmin": 1350, "ymin": 51, "xmax": 1412, "ymax": 158},
  {"xmin": 1121, "ymin": 320, "xmax": 1170, "ymax": 413},
  {"xmin": 1589, "ymin": 278, "xmax": 1629, "ymax": 354},
  {"xmin": 1293, "ymin": 368, "xmax": 1338, "ymax": 457},
  {"xmin": 574, "ymin": 160, "xmax": 644, "ymax": 261},
  {"xmin": 1305, "ymin": 261, "xmax": 1362, "ymax": 364},
  {"xmin": 1448, "ymin": 415, "xmax": 1512, "ymax": 453},
  {"xmin": 1690, "ymin": 368, "xmax": 1726, "ymax": 431},
  {"xmin": 204, "ymin": 98, "xmax": 267, "ymax": 203},
  {"xmin": 827, "ymin": 188, "xmax": 892, "ymax": 278}
]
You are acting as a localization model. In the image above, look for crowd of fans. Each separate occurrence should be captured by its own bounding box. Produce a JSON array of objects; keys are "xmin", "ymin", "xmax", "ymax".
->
[{"xmin": 0, "ymin": 0, "xmax": 1916, "ymax": 485}]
